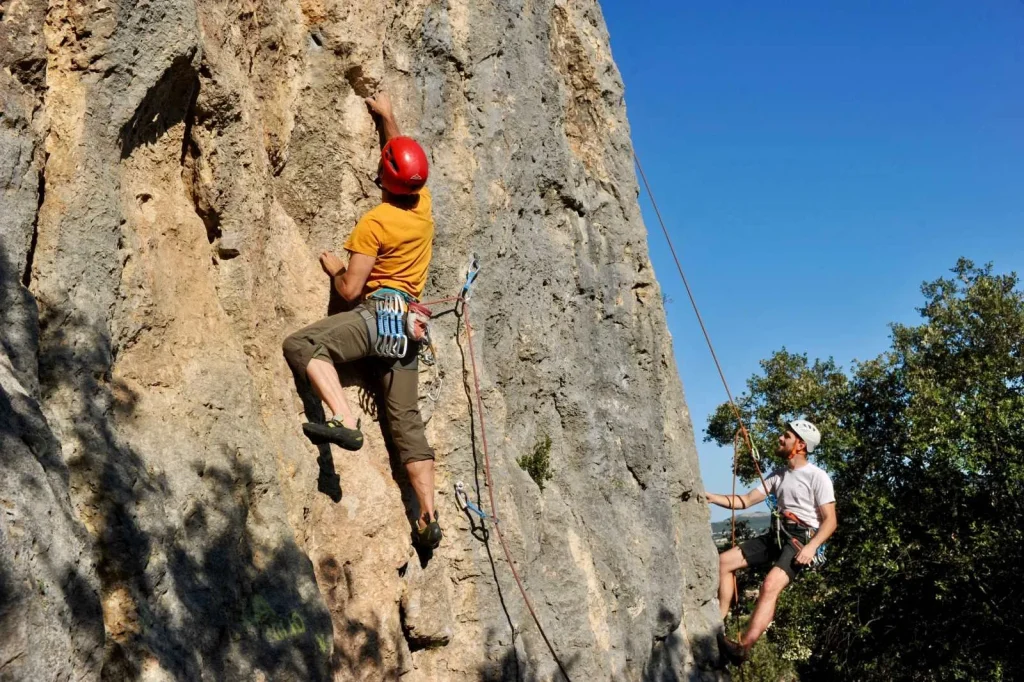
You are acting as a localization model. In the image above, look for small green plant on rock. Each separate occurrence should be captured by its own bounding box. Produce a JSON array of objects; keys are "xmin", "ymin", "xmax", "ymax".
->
[{"xmin": 517, "ymin": 435, "xmax": 554, "ymax": 491}]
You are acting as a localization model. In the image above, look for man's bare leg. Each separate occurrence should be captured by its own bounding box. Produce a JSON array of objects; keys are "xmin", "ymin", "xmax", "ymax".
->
[
  {"xmin": 740, "ymin": 567, "xmax": 791, "ymax": 647},
  {"xmin": 405, "ymin": 459, "xmax": 435, "ymax": 528},
  {"xmin": 306, "ymin": 358, "xmax": 358, "ymax": 428},
  {"xmin": 718, "ymin": 546, "xmax": 748, "ymax": 620}
]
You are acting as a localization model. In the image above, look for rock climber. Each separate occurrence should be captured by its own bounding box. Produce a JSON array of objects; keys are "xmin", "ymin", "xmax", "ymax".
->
[
  {"xmin": 706, "ymin": 419, "xmax": 836, "ymax": 664},
  {"xmin": 282, "ymin": 91, "xmax": 442, "ymax": 550}
]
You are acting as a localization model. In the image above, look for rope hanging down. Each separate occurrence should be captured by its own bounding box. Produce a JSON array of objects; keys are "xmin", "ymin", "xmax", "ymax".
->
[
  {"xmin": 632, "ymin": 152, "xmax": 771, "ymax": 496},
  {"xmin": 428, "ymin": 260, "xmax": 572, "ymax": 682}
]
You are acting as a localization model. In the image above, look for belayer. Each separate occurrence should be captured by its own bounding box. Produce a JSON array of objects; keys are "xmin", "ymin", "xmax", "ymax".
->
[
  {"xmin": 706, "ymin": 420, "xmax": 837, "ymax": 664},
  {"xmin": 283, "ymin": 91, "xmax": 442, "ymax": 550}
]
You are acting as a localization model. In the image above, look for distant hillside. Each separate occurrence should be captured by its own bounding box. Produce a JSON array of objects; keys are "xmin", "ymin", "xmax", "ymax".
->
[{"xmin": 711, "ymin": 512, "xmax": 772, "ymax": 536}]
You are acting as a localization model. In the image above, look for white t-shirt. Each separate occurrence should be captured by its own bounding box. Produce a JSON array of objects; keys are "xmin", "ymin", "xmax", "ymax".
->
[{"xmin": 764, "ymin": 463, "xmax": 835, "ymax": 530}]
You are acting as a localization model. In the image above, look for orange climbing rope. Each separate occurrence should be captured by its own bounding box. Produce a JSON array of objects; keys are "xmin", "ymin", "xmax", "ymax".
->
[
  {"xmin": 634, "ymin": 151, "xmax": 782, "ymax": 591},
  {"xmin": 730, "ymin": 432, "xmax": 743, "ymax": 606},
  {"xmin": 632, "ymin": 152, "xmax": 771, "ymax": 496}
]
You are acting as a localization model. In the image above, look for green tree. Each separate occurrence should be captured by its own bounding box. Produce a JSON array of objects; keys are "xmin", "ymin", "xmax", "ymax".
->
[{"xmin": 707, "ymin": 260, "xmax": 1024, "ymax": 681}]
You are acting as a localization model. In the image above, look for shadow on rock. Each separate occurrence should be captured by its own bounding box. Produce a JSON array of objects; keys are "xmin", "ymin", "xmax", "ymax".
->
[
  {"xmin": 118, "ymin": 52, "xmax": 199, "ymax": 160},
  {"xmin": 477, "ymin": 625, "xmax": 582, "ymax": 682},
  {"xmin": 640, "ymin": 607, "xmax": 723, "ymax": 682},
  {"xmin": 287, "ymin": 363, "xmax": 343, "ymax": 503},
  {"xmin": 36, "ymin": 304, "xmax": 338, "ymax": 681}
]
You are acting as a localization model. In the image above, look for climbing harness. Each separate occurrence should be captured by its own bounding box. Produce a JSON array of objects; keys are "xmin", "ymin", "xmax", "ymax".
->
[
  {"xmin": 360, "ymin": 288, "xmax": 435, "ymax": 360},
  {"xmin": 765, "ymin": 495, "xmax": 827, "ymax": 570}
]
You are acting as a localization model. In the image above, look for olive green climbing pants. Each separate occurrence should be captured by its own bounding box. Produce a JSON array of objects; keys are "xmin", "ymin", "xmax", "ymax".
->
[{"xmin": 282, "ymin": 304, "xmax": 434, "ymax": 464}]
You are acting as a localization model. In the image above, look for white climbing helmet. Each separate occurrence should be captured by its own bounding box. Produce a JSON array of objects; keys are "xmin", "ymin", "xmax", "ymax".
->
[{"xmin": 787, "ymin": 419, "xmax": 821, "ymax": 453}]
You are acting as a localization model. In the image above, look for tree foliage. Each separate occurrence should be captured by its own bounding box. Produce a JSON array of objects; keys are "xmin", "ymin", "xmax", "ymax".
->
[{"xmin": 707, "ymin": 260, "xmax": 1024, "ymax": 681}]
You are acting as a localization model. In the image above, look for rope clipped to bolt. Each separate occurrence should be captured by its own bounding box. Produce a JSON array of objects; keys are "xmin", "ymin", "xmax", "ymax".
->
[{"xmin": 424, "ymin": 256, "xmax": 572, "ymax": 682}]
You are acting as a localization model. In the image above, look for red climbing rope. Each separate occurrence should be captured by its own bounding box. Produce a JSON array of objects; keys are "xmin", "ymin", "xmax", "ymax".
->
[
  {"xmin": 462, "ymin": 300, "xmax": 573, "ymax": 682},
  {"xmin": 422, "ymin": 288, "xmax": 570, "ymax": 679},
  {"xmin": 419, "ymin": 295, "xmax": 463, "ymax": 307}
]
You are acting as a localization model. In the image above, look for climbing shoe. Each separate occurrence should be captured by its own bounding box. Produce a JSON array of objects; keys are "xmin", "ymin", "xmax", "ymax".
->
[
  {"xmin": 717, "ymin": 632, "xmax": 750, "ymax": 665},
  {"xmin": 302, "ymin": 418, "xmax": 363, "ymax": 451},
  {"xmin": 414, "ymin": 511, "xmax": 443, "ymax": 550}
]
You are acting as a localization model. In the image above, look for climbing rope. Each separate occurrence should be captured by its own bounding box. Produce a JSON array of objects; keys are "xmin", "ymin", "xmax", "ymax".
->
[
  {"xmin": 730, "ymin": 433, "xmax": 741, "ymax": 607},
  {"xmin": 634, "ymin": 153, "xmax": 831, "ymax": 580},
  {"xmin": 634, "ymin": 151, "xmax": 787, "ymax": 601},
  {"xmin": 424, "ymin": 262, "xmax": 572, "ymax": 682},
  {"xmin": 633, "ymin": 152, "xmax": 771, "ymax": 496},
  {"xmin": 464, "ymin": 295, "xmax": 573, "ymax": 682}
]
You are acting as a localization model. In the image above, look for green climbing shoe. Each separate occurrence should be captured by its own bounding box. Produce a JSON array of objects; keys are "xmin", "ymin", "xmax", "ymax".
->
[
  {"xmin": 717, "ymin": 632, "xmax": 750, "ymax": 665},
  {"xmin": 302, "ymin": 418, "xmax": 363, "ymax": 451},
  {"xmin": 414, "ymin": 511, "xmax": 443, "ymax": 550}
]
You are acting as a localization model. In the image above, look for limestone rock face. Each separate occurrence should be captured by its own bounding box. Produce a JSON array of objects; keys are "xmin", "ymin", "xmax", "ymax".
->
[{"xmin": 1, "ymin": 1, "xmax": 722, "ymax": 680}]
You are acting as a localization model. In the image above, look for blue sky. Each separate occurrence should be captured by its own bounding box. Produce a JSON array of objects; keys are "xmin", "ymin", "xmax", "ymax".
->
[{"xmin": 599, "ymin": 1, "xmax": 1024, "ymax": 520}]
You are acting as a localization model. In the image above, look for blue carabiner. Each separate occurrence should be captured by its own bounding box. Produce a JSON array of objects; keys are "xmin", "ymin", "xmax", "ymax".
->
[{"xmin": 461, "ymin": 255, "xmax": 480, "ymax": 302}]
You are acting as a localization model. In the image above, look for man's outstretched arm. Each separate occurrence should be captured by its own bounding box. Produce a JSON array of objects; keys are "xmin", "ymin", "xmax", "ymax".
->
[
  {"xmin": 707, "ymin": 486, "xmax": 767, "ymax": 511},
  {"xmin": 365, "ymin": 92, "xmax": 401, "ymax": 150}
]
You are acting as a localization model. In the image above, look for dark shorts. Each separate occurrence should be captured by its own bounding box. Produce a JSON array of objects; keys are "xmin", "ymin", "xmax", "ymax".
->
[{"xmin": 738, "ymin": 531, "xmax": 806, "ymax": 581}]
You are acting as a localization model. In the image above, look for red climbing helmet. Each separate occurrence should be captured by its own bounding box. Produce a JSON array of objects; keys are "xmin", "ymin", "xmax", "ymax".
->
[{"xmin": 378, "ymin": 136, "xmax": 428, "ymax": 195}]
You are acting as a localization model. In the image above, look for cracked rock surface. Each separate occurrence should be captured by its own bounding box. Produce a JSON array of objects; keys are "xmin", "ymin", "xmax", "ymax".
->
[{"xmin": 0, "ymin": 1, "xmax": 722, "ymax": 679}]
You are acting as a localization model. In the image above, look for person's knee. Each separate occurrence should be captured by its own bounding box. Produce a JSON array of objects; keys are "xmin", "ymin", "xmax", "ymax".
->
[
  {"xmin": 282, "ymin": 333, "xmax": 303, "ymax": 364},
  {"xmin": 720, "ymin": 547, "xmax": 744, "ymax": 574},
  {"xmin": 760, "ymin": 571, "xmax": 789, "ymax": 598}
]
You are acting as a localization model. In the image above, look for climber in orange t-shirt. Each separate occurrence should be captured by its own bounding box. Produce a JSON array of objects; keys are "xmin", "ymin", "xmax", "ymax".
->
[{"xmin": 283, "ymin": 92, "xmax": 441, "ymax": 551}]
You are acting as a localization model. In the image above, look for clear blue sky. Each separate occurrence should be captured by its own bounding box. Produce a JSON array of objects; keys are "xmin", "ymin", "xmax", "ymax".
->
[{"xmin": 600, "ymin": 1, "xmax": 1024, "ymax": 520}]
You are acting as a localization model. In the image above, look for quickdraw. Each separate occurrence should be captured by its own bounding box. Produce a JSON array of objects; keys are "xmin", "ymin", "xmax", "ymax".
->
[
  {"xmin": 461, "ymin": 254, "xmax": 480, "ymax": 302},
  {"xmin": 372, "ymin": 291, "xmax": 409, "ymax": 358},
  {"xmin": 454, "ymin": 481, "xmax": 493, "ymax": 522}
]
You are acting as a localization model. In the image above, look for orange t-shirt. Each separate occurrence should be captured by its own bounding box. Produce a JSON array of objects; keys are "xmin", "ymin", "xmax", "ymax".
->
[{"xmin": 343, "ymin": 187, "xmax": 434, "ymax": 300}]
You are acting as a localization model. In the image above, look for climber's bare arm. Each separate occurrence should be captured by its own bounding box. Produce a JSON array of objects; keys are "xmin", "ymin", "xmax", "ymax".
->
[
  {"xmin": 707, "ymin": 487, "xmax": 767, "ymax": 511},
  {"xmin": 365, "ymin": 92, "xmax": 401, "ymax": 149},
  {"xmin": 319, "ymin": 251, "xmax": 375, "ymax": 303}
]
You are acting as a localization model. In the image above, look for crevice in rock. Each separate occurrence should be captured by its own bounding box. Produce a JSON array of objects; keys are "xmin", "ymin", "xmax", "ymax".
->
[
  {"xmin": 21, "ymin": 168, "xmax": 43, "ymax": 288},
  {"xmin": 179, "ymin": 75, "xmax": 200, "ymax": 166},
  {"xmin": 398, "ymin": 600, "xmax": 429, "ymax": 652},
  {"xmin": 626, "ymin": 462, "xmax": 647, "ymax": 491},
  {"xmin": 195, "ymin": 201, "xmax": 222, "ymax": 245},
  {"xmin": 397, "ymin": 595, "xmax": 452, "ymax": 654},
  {"xmin": 11, "ymin": 55, "xmax": 46, "ymax": 92}
]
